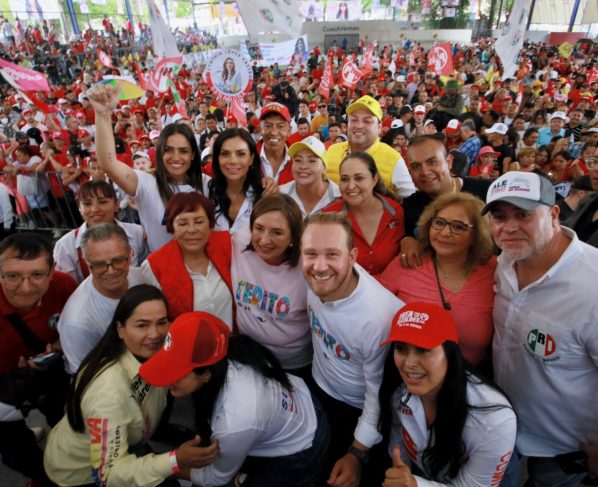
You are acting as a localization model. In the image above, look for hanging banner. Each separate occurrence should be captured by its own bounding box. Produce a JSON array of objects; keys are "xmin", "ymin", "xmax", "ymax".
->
[
  {"xmin": 239, "ymin": 36, "xmax": 308, "ymax": 67},
  {"xmin": 495, "ymin": 0, "xmax": 529, "ymax": 79},
  {"xmin": 205, "ymin": 49, "xmax": 253, "ymax": 101},
  {"xmin": 236, "ymin": 0, "xmax": 302, "ymax": 39}
]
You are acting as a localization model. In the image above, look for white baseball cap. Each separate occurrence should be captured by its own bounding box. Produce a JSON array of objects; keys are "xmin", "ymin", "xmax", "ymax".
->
[
  {"xmin": 288, "ymin": 136, "xmax": 327, "ymax": 164},
  {"xmin": 414, "ymin": 105, "xmax": 426, "ymax": 114},
  {"xmin": 550, "ymin": 111, "xmax": 569, "ymax": 123},
  {"xmin": 482, "ymin": 171, "xmax": 555, "ymax": 214},
  {"xmin": 391, "ymin": 119, "xmax": 404, "ymax": 129},
  {"xmin": 485, "ymin": 123, "xmax": 509, "ymax": 135}
]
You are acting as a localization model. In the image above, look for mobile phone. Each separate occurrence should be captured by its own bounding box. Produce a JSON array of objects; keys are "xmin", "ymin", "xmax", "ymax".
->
[{"xmin": 31, "ymin": 351, "xmax": 62, "ymax": 366}]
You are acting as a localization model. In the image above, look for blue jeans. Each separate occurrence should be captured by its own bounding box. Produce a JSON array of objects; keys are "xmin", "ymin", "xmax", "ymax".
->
[{"xmin": 241, "ymin": 395, "xmax": 331, "ymax": 487}]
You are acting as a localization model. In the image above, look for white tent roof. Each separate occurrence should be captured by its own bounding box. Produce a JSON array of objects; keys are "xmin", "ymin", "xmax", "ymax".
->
[{"xmin": 531, "ymin": 0, "xmax": 592, "ymax": 25}]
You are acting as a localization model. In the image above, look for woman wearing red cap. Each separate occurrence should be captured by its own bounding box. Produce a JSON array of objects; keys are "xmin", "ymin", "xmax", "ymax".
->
[
  {"xmin": 378, "ymin": 302, "xmax": 516, "ymax": 487},
  {"xmin": 323, "ymin": 152, "xmax": 404, "ymax": 275},
  {"xmin": 140, "ymin": 311, "xmax": 330, "ymax": 487},
  {"xmin": 44, "ymin": 285, "xmax": 218, "ymax": 486},
  {"xmin": 378, "ymin": 192, "xmax": 496, "ymax": 366}
]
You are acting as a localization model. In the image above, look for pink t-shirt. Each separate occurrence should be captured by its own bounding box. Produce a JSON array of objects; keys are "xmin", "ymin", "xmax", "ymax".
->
[
  {"xmin": 231, "ymin": 227, "xmax": 312, "ymax": 370},
  {"xmin": 377, "ymin": 255, "xmax": 497, "ymax": 365}
]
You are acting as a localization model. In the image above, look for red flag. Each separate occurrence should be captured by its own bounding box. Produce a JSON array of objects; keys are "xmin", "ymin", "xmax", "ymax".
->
[
  {"xmin": 97, "ymin": 49, "xmax": 113, "ymax": 68},
  {"xmin": 319, "ymin": 58, "xmax": 334, "ymax": 100},
  {"xmin": 229, "ymin": 96, "xmax": 247, "ymax": 128},
  {"xmin": 360, "ymin": 42, "xmax": 374, "ymax": 77},
  {"xmin": 427, "ymin": 42, "xmax": 454, "ymax": 76},
  {"xmin": 339, "ymin": 58, "xmax": 363, "ymax": 90}
]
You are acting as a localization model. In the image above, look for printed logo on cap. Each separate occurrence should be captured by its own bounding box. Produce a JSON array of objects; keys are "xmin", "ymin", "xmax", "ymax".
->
[{"xmin": 396, "ymin": 310, "xmax": 430, "ymax": 329}]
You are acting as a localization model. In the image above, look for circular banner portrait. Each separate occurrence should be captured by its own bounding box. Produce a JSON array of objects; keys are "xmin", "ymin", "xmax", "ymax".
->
[{"xmin": 205, "ymin": 49, "xmax": 253, "ymax": 101}]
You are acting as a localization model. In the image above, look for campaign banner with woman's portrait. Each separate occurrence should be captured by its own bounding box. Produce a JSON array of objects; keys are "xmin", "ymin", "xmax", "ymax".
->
[{"xmin": 205, "ymin": 49, "xmax": 253, "ymax": 101}]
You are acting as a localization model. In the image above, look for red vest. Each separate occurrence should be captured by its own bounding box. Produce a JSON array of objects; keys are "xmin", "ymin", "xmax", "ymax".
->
[{"xmin": 147, "ymin": 232, "xmax": 234, "ymax": 326}]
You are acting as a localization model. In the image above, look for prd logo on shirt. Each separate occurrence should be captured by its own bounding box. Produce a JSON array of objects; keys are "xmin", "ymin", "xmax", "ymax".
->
[{"xmin": 526, "ymin": 329, "xmax": 556, "ymax": 357}]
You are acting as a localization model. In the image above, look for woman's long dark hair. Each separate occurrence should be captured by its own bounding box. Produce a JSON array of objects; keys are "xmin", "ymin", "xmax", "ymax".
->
[
  {"xmin": 379, "ymin": 341, "xmax": 511, "ymax": 481},
  {"xmin": 208, "ymin": 128, "xmax": 264, "ymax": 226},
  {"xmin": 191, "ymin": 335, "xmax": 291, "ymax": 446},
  {"xmin": 66, "ymin": 285, "xmax": 169, "ymax": 432},
  {"xmin": 155, "ymin": 123, "xmax": 204, "ymax": 204}
]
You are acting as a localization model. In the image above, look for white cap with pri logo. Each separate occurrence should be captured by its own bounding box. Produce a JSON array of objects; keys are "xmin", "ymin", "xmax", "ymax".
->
[{"xmin": 482, "ymin": 171, "xmax": 556, "ymax": 214}]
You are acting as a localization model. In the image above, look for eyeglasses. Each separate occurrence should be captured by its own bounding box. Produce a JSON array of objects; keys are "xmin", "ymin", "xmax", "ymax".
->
[
  {"xmin": 0, "ymin": 270, "xmax": 51, "ymax": 286},
  {"xmin": 88, "ymin": 256, "xmax": 129, "ymax": 274},
  {"xmin": 431, "ymin": 217, "xmax": 474, "ymax": 235},
  {"xmin": 318, "ymin": 105, "xmax": 327, "ymax": 109}
]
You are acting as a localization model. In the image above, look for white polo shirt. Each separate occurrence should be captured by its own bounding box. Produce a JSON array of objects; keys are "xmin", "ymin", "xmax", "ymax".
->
[{"xmin": 493, "ymin": 227, "xmax": 598, "ymax": 456}]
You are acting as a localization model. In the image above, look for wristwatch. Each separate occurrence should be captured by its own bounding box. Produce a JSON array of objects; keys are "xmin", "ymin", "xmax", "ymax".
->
[{"xmin": 348, "ymin": 445, "xmax": 370, "ymax": 465}]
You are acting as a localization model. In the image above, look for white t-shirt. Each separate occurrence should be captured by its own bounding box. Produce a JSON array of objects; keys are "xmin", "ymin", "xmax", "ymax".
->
[
  {"xmin": 232, "ymin": 227, "xmax": 312, "ymax": 369},
  {"xmin": 308, "ymin": 265, "xmax": 403, "ymax": 448},
  {"xmin": 279, "ymin": 180, "xmax": 340, "ymax": 218},
  {"xmin": 190, "ymin": 362, "xmax": 317, "ymax": 487},
  {"xmin": 133, "ymin": 169, "xmax": 209, "ymax": 251},
  {"xmin": 54, "ymin": 220, "xmax": 147, "ymax": 284},
  {"xmin": 58, "ymin": 267, "xmax": 147, "ymax": 374},
  {"xmin": 0, "ymin": 182, "xmax": 14, "ymax": 230},
  {"xmin": 212, "ymin": 189, "xmax": 255, "ymax": 235},
  {"xmin": 389, "ymin": 379, "xmax": 516, "ymax": 487},
  {"xmin": 140, "ymin": 259, "xmax": 233, "ymax": 329}
]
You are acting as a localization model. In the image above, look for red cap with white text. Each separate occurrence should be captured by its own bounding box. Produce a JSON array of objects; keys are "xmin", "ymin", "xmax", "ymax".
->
[
  {"xmin": 139, "ymin": 312, "xmax": 230, "ymax": 387},
  {"xmin": 381, "ymin": 302, "xmax": 459, "ymax": 349}
]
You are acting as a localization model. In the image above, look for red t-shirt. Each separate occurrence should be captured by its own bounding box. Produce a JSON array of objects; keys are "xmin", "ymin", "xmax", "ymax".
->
[{"xmin": 0, "ymin": 271, "xmax": 77, "ymax": 374}]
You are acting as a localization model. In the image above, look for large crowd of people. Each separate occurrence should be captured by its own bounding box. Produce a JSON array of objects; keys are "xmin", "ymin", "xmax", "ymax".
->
[{"xmin": 0, "ymin": 12, "xmax": 596, "ymax": 487}]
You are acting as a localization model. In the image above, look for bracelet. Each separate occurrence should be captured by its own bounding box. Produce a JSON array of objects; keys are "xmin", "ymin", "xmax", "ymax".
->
[{"xmin": 168, "ymin": 450, "xmax": 181, "ymax": 473}]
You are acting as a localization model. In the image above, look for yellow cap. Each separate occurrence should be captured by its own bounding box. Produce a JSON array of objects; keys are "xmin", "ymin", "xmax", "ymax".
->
[
  {"xmin": 288, "ymin": 136, "xmax": 327, "ymax": 165},
  {"xmin": 346, "ymin": 95, "xmax": 382, "ymax": 121}
]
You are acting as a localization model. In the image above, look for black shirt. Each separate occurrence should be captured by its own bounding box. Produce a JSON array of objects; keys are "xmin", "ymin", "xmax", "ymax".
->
[{"xmin": 402, "ymin": 177, "xmax": 492, "ymax": 237}]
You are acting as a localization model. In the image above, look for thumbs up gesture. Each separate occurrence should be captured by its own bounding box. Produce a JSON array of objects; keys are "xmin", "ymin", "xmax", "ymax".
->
[{"xmin": 382, "ymin": 444, "xmax": 417, "ymax": 487}]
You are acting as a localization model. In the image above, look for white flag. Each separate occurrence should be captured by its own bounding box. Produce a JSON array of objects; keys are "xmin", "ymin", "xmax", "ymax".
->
[
  {"xmin": 146, "ymin": 0, "xmax": 181, "ymax": 59},
  {"xmin": 494, "ymin": 0, "xmax": 529, "ymax": 80},
  {"xmin": 236, "ymin": 0, "xmax": 302, "ymax": 39}
]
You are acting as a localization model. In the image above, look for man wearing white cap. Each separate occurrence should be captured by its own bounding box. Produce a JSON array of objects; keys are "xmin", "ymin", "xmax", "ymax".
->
[
  {"xmin": 537, "ymin": 111, "xmax": 568, "ymax": 146},
  {"xmin": 325, "ymin": 95, "xmax": 415, "ymax": 198},
  {"xmin": 485, "ymin": 122, "xmax": 514, "ymax": 174},
  {"xmin": 483, "ymin": 171, "xmax": 598, "ymax": 486}
]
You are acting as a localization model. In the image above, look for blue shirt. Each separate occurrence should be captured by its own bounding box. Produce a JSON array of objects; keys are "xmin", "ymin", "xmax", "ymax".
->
[
  {"xmin": 459, "ymin": 135, "xmax": 482, "ymax": 169},
  {"xmin": 537, "ymin": 127, "xmax": 566, "ymax": 146}
]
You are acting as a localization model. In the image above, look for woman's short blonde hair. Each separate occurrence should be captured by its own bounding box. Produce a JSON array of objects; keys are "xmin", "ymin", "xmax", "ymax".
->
[{"xmin": 417, "ymin": 192, "xmax": 495, "ymax": 272}]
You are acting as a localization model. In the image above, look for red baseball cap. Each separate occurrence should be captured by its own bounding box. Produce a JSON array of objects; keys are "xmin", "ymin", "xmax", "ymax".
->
[
  {"xmin": 381, "ymin": 302, "xmax": 459, "ymax": 349},
  {"xmin": 308, "ymin": 100, "xmax": 317, "ymax": 112},
  {"xmin": 139, "ymin": 312, "xmax": 230, "ymax": 387},
  {"xmin": 259, "ymin": 102, "xmax": 291, "ymax": 122},
  {"xmin": 51, "ymin": 131, "xmax": 63, "ymax": 139},
  {"xmin": 77, "ymin": 129, "xmax": 90, "ymax": 138},
  {"xmin": 443, "ymin": 119, "xmax": 462, "ymax": 134}
]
